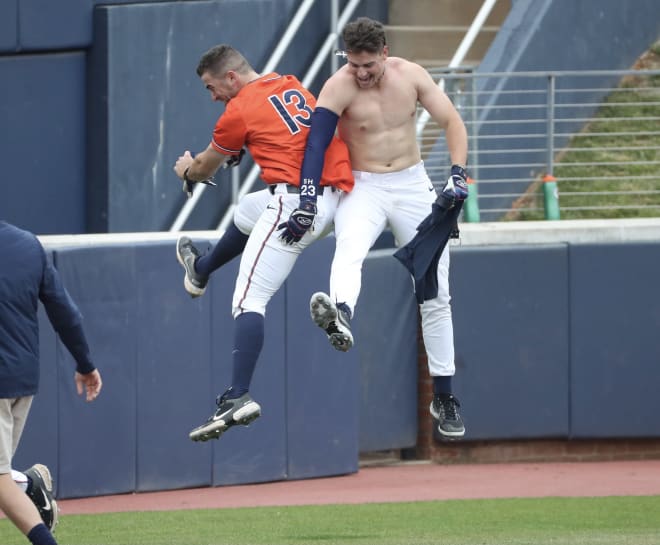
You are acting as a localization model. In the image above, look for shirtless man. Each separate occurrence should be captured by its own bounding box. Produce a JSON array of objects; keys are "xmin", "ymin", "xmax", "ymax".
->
[{"xmin": 299, "ymin": 17, "xmax": 469, "ymax": 438}]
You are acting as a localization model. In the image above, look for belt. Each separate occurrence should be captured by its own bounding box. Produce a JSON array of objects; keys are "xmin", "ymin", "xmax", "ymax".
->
[{"xmin": 268, "ymin": 183, "xmax": 331, "ymax": 195}]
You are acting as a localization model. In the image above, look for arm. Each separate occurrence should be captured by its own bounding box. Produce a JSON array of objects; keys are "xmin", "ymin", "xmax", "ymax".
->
[
  {"xmin": 39, "ymin": 255, "xmax": 102, "ymax": 401},
  {"xmin": 277, "ymin": 107, "xmax": 339, "ymax": 245},
  {"xmin": 278, "ymin": 76, "xmax": 351, "ymax": 245},
  {"xmin": 415, "ymin": 64, "xmax": 468, "ymax": 167},
  {"xmin": 39, "ymin": 259, "xmax": 95, "ymax": 375},
  {"xmin": 298, "ymin": 73, "xmax": 351, "ymax": 196},
  {"xmin": 415, "ymin": 64, "xmax": 469, "ymax": 204},
  {"xmin": 174, "ymin": 143, "xmax": 226, "ymax": 181}
]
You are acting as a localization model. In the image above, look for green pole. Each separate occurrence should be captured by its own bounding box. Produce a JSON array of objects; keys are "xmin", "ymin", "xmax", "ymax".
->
[
  {"xmin": 542, "ymin": 174, "xmax": 561, "ymax": 220},
  {"xmin": 463, "ymin": 177, "xmax": 480, "ymax": 223}
]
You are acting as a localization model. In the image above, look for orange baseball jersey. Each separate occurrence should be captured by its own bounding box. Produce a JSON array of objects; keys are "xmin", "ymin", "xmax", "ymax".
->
[{"xmin": 210, "ymin": 72, "xmax": 353, "ymax": 192}]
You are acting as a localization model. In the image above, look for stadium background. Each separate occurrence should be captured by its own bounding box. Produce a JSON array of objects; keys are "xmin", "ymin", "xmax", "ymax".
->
[{"xmin": 2, "ymin": 0, "xmax": 659, "ymax": 499}]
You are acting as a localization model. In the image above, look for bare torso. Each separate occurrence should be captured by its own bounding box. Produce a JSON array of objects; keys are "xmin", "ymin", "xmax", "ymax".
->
[{"xmin": 325, "ymin": 58, "xmax": 422, "ymax": 173}]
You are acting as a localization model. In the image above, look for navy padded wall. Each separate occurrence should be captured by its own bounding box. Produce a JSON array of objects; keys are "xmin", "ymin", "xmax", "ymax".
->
[
  {"xmin": 285, "ymin": 237, "xmax": 360, "ymax": 479},
  {"xmin": 54, "ymin": 246, "xmax": 138, "ymax": 498},
  {"xmin": 358, "ymin": 251, "xmax": 419, "ymax": 452},
  {"xmin": 0, "ymin": 1, "xmax": 18, "ymax": 51},
  {"xmin": 18, "ymin": 0, "xmax": 91, "ymax": 50},
  {"xmin": 206, "ymin": 240, "xmax": 288, "ymax": 486},
  {"xmin": 569, "ymin": 242, "xmax": 660, "ymax": 438},
  {"xmin": 134, "ymin": 242, "xmax": 213, "ymax": 492},
  {"xmin": 0, "ymin": 54, "xmax": 86, "ymax": 235},
  {"xmin": 88, "ymin": 1, "xmax": 300, "ymax": 232},
  {"xmin": 450, "ymin": 244, "xmax": 570, "ymax": 440}
]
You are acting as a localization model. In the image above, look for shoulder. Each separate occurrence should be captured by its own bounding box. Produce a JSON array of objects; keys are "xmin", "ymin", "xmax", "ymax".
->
[
  {"xmin": 0, "ymin": 221, "xmax": 41, "ymax": 251},
  {"xmin": 317, "ymin": 66, "xmax": 358, "ymax": 110},
  {"xmin": 387, "ymin": 57, "xmax": 431, "ymax": 80}
]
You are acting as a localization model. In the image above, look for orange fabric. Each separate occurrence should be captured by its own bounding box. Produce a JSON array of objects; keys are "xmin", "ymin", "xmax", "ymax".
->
[{"xmin": 211, "ymin": 73, "xmax": 353, "ymax": 192}]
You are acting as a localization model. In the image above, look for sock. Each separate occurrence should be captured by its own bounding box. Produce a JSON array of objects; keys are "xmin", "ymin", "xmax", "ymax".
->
[
  {"xmin": 195, "ymin": 223, "xmax": 249, "ymax": 277},
  {"xmin": 27, "ymin": 523, "xmax": 57, "ymax": 545},
  {"xmin": 227, "ymin": 312, "xmax": 264, "ymax": 398},
  {"xmin": 433, "ymin": 376, "xmax": 453, "ymax": 397},
  {"xmin": 336, "ymin": 302, "xmax": 352, "ymax": 320},
  {"xmin": 11, "ymin": 470, "xmax": 28, "ymax": 492}
]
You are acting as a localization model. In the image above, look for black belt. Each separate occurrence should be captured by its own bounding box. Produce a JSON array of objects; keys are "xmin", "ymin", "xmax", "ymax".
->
[{"xmin": 268, "ymin": 184, "xmax": 330, "ymax": 195}]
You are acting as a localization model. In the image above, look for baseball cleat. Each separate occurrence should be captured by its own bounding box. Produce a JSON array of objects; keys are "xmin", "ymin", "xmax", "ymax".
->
[
  {"xmin": 189, "ymin": 389, "xmax": 261, "ymax": 442},
  {"xmin": 176, "ymin": 236, "xmax": 208, "ymax": 298},
  {"xmin": 24, "ymin": 464, "xmax": 59, "ymax": 531},
  {"xmin": 430, "ymin": 394, "xmax": 465, "ymax": 439},
  {"xmin": 309, "ymin": 292, "xmax": 354, "ymax": 352}
]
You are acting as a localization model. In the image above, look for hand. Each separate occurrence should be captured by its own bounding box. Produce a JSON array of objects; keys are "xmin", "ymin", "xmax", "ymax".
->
[
  {"xmin": 75, "ymin": 369, "xmax": 102, "ymax": 402},
  {"xmin": 277, "ymin": 200, "xmax": 317, "ymax": 245},
  {"xmin": 223, "ymin": 148, "xmax": 246, "ymax": 169},
  {"xmin": 439, "ymin": 164, "xmax": 469, "ymax": 204}
]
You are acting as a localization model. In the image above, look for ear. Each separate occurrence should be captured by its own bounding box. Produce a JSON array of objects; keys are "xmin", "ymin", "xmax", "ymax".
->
[{"xmin": 382, "ymin": 45, "xmax": 389, "ymax": 58}]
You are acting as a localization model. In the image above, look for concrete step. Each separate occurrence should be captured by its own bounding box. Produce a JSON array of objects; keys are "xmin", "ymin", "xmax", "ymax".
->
[
  {"xmin": 386, "ymin": 0, "xmax": 511, "ymax": 68},
  {"xmin": 389, "ymin": 0, "xmax": 511, "ymax": 26},
  {"xmin": 384, "ymin": 25, "xmax": 500, "ymax": 67}
]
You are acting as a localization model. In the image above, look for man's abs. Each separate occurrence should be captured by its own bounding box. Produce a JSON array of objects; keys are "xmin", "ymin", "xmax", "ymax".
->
[{"xmin": 338, "ymin": 117, "xmax": 421, "ymax": 173}]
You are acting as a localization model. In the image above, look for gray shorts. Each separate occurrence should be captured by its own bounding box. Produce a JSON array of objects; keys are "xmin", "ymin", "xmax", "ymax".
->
[{"xmin": 0, "ymin": 396, "xmax": 33, "ymax": 473}]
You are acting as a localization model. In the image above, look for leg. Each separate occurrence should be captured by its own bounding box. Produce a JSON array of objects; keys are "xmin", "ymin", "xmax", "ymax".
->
[
  {"xmin": 311, "ymin": 184, "xmax": 387, "ymax": 351},
  {"xmin": 388, "ymin": 165, "xmax": 465, "ymax": 439},
  {"xmin": 175, "ymin": 189, "xmax": 271, "ymax": 298},
  {"xmin": 190, "ymin": 190, "xmax": 338, "ymax": 441},
  {"xmin": 330, "ymin": 189, "xmax": 387, "ymax": 313},
  {"xmin": 0, "ymin": 397, "xmax": 58, "ymax": 544}
]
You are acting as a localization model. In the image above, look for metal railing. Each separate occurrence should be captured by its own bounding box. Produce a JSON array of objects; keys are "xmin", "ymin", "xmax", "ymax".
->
[{"xmin": 419, "ymin": 68, "xmax": 660, "ymax": 221}]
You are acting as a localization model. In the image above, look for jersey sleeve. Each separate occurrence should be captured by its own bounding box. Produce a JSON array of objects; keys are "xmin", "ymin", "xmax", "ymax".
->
[{"xmin": 211, "ymin": 103, "xmax": 248, "ymax": 155}]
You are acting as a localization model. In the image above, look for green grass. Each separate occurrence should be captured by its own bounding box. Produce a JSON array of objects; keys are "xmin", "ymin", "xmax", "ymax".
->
[
  {"xmin": 2, "ymin": 496, "xmax": 660, "ymax": 545},
  {"xmin": 509, "ymin": 41, "xmax": 660, "ymax": 221}
]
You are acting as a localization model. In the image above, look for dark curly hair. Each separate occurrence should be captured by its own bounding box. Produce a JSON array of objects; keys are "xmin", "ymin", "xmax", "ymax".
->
[{"xmin": 341, "ymin": 17, "xmax": 387, "ymax": 54}]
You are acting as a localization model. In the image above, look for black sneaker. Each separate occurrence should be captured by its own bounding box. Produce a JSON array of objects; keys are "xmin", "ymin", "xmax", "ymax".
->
[
  {"xmin": 189, "ymin": 388, "xmax": 261, "ymax": 442},
  {"xmin": 24, "ymin": 464, "xmax": 58, "ymax": 531},
  {"xmin": 430, "ymin": 394, "xmax": 465, "ymax": 439},
  {"xmin": 309, "ymin": 292, "xmax": 354, "ymax": 352},
  {"xmin": 176, "ymin": 236, "xmax": 208, "ymax": 298}
]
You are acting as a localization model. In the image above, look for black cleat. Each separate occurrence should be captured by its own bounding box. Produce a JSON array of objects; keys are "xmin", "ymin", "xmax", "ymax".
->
[
  {"xmin": 309, "ymin": 292, "xmax": 354, "ymax": 352},
  {"xmin": 430, "ymin": 394, "xmax": 465, "ymax": 439},
  {"xmin": 24, "ymin": 464, "xmax": 58, "ymax": 531},
  {"xmin": 189, "ymin": 389, "xmax": 261, "ymax": 442},
  {"xmin": 176, "ymin": 236, "xmax": 208, "ymax": 298}
]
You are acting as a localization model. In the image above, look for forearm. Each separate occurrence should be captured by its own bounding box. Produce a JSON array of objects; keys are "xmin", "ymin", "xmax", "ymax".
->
[
  {"xmin": 445, "ymin": 115, "xmax": 468, "ymax": 167},
  {"xmin": 185, "ymin": 153, "xmax": 224, "ymax": 181},
  {"xmin": 57, "ymin": 323, "xmax": 95, "ymax": 374},
  {"xmin": 299, "ymin": 107, "xmax": 339, "ymax": 200},
  {"xmin": 174, "ymin": 145, "xmax": 224, "ymax": 181}
]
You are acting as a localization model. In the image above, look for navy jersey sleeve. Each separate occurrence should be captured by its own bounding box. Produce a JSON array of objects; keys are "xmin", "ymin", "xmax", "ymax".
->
[{"xmin": 39, "ymin": 254, "xmax": 95, "ymax": 374}]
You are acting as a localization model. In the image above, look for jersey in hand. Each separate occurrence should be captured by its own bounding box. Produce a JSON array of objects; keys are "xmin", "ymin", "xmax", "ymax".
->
[{"xmin": 211, "ymin": 73, "xmax": 353, "ymax": 193}]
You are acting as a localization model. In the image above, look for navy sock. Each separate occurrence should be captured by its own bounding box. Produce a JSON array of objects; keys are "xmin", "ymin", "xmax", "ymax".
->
[
  {"xmin": 27, "ymin": 523, "xmax": 57, "ymax": 545},
  {"xmin": 433, "ymin": 376, "xmax": 453, "ymax": 397},
  {"xmin": 336, "ymin": 302, "xmax": 352, "ymax": 320},
  {"xmin": 228, "ymin": 312, "xmax": 264, "ymax": 397},
  {"xmin": 195, "ymin": 223, "xmax": 248, "ymax": 277}
]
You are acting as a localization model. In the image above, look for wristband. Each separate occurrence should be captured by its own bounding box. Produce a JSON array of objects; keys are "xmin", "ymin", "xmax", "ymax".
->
[{"xmin": 451, "ymin": 164, "xmax": 467, "ymax": 180}]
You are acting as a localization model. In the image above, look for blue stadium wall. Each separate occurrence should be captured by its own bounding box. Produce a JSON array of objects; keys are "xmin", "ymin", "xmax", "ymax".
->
[
  {"xmin": 0, "ymin": 0, "xmax": 387, "ymax": 235},
  {"xmin": 12, "ymin": 226, "xmax": 660, "ymax": 498}
]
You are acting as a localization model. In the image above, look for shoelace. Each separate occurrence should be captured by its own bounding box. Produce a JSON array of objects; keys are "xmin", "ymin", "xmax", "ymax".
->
[{"xmin": 441, "ymin": 397, "xmax": 460, "ymax": 420}]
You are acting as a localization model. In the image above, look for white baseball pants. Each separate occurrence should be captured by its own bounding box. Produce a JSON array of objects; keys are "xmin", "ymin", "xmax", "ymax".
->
[
  {"xmin": 330, "ymin": 161, "xmax": 455, "ymax": 377},
  {"xmin": 232, "ymin": 185, "xmax": 339, "ymax": 318}
]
